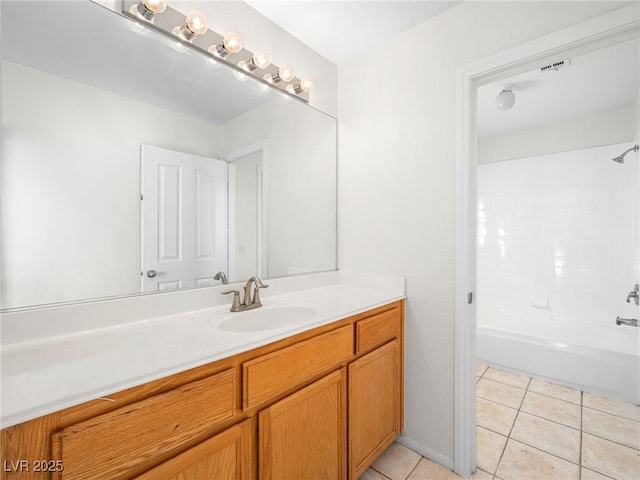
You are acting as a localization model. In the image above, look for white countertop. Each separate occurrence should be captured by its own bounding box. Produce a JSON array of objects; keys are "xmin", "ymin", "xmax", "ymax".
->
[{"xmin": 1, "ymin": 272, "xmax": 404, "ymax": 428}]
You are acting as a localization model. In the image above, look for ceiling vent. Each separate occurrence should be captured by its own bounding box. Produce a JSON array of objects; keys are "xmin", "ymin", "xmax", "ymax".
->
[{"xmin": 540, "ymin": 59, "xmax": 571, "ymax": 73}]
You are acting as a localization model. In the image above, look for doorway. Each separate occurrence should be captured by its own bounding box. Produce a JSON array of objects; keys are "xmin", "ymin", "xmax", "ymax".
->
[
  {"xmin": 224, "ymin": 141, "xmax": 268, "ymax": 283},
  {"xmin": 454, "ymin": 6, "xmax": 639, "ymax": 477}
]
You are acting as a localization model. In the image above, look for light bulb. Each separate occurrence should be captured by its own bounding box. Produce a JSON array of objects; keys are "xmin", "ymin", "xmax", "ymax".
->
[
  {"xmin": 252, "ymin": 50, "xmax": 271, "ymax": 70},
  {"xmin": 143, "ymin": 0, "xmax": 166, "ymax": 14},
  {"xmin": 210, "ymin": 32, "xmax": 243, "ymax": 58},
  {"xmin": 277, "ymin": 65, "xmax": 295, "ymax": 82},
  {"xmin": 223, "ymin": 32, "xmax": 243, "ymax": 54},
  {"xmin": 172, "ymin": 10, "xmax": 207, "ymax": 41},
  {"xmin": 131, "ymin": 0, "xmax": 166, "ymax": 20},
  {"xmin": 265, "ymin": 65, "xmax": 295, "ymax": 84},
  {"xmin": 185, "ymin": 10, "xmax": 208, "ymax": 35},
  {"xmin": 295, "ymin": 77, "xmax": 315, "ymax": 94},
  {"xmin": 495, "ymin": 84, "xmax": 516, "ymax": 111},
  {"xmin": 238, "ymin": 50, "xmax": 271, "ymax": 72}
]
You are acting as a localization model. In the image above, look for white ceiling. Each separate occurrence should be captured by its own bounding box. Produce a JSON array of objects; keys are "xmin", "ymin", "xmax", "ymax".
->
[
  {"xmin": 245, "ymin": 0, "xmax": 462, "ymax": 64},
  {"xmin": 477, "ymin": 38, "xmax": 640, "ymax": 138},
  {"xmin": 246, "ymin": 1, "xmax": 639, "ymax": 138}
]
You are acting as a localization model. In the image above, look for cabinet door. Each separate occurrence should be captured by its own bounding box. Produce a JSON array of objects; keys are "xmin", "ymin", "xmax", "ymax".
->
[
  {"xmin": 135, "ymin": 419, "xmax": 253, "ymax": 480},
  {"xmin": 259, "ymin": 368, "xmax": 347, "ymax": 480},
  {"xmin": 349, "ymin": 340, "xmax": 402, "ymax": 479}
]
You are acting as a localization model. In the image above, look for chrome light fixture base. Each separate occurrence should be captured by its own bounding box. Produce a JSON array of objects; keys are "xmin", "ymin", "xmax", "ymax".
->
[{"xmin": 121, "ymin": 0, "xmax": 310, "ymax": 103}]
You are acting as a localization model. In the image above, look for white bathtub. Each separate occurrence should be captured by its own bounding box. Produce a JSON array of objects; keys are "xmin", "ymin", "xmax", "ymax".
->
[{"xmin": 477, "ymin": 312, "xmax": 640, "ymax": 404}]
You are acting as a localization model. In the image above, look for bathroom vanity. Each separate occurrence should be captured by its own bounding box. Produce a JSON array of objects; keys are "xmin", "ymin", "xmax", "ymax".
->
[{"xmin": 1, "ymin": 274, "xmax": 404, "ymax": 480}]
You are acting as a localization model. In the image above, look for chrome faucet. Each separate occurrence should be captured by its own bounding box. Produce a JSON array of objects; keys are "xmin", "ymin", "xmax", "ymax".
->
[
  {"xmin": 222, "ymin": 276, "xmax": 269, "ymax": 312},
  {"xmin": 626, "ymin": 284, "xmax": 639, "ymax": 306},
  {"xmin": 616, "ymin": 316, "xmax": 638, "ymax": 327},
  {"xmin": 213, "ymin": 271, "xmax": 228, "ymax": 285}
]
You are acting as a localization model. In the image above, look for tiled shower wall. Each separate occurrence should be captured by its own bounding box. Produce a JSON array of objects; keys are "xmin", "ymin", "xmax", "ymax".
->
[{"xmin": 477, "ymin": 142, "xmax": 639, "ymax": 329}]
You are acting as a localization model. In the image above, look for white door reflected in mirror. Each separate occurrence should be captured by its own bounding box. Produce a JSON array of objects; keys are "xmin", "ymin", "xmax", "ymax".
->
[{"xmin": 141, "ymin": 144, "xmax": 228, "ymax": 292}]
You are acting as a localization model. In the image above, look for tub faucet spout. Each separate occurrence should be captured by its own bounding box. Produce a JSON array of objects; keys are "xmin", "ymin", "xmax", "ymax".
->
[
  {"xmin": 616, "ymin": 316, "xmax": 638, "ymax": 327},
  {"xmin": 626, "ymin": 284, "xmax": 639, "ymax": 306}
]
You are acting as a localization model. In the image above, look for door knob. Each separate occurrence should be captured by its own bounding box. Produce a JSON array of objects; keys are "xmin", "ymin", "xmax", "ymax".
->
[{"xmin": 146, "ymin": 270, "xmax": 157, "ymax": 278}]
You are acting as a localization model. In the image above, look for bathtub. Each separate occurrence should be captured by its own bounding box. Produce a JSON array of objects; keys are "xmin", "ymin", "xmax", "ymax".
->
[{"xmin": 477, "ymin": 312, "xmax": 640, "ymax": 404}]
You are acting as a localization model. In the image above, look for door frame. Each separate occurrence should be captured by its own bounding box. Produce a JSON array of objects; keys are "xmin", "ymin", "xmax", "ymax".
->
[
  {"xmin": 224, "ymin": 141, "xmax": 269, "ymax": 280},
  {"xmin": 454, "ymin": 6, "xmax": 639, "ymax": 477}
]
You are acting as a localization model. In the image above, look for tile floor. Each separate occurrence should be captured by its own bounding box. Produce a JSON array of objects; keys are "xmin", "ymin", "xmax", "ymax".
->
[{"xmin": 359, "ymin": 365, "xmax": 640, "ymax": 480}]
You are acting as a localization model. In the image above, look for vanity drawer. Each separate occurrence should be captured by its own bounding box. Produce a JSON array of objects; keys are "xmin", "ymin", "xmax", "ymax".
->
[
  {"xmin": 243, "ymin": 325, "xmax": 353, "ymax": 411},
  {"xmin": 51, "ymin": 368, "xmax": 237, "ymax": 480},
  {"xmin": 356, "ymin": 304, "xmax": 402, "ymax": 354}
]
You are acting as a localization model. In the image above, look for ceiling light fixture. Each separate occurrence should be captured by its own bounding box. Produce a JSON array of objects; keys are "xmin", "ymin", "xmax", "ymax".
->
[
  {"xmin": 495, "ymin": 83, "xmax": 516, "ymax": 111},
  {"xmin": 121, "ymin": 0, "xmax": 315, "ymax": 102}
]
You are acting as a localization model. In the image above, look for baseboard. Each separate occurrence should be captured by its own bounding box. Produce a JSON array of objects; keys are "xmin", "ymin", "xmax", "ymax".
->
[{"xmin": 395, "ymin": 434, "xmax": 455, "ymax": 472}]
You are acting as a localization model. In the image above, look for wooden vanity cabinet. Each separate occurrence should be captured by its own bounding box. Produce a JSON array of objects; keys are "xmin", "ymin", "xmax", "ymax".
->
[{"xmin": 0, "ymin": 300, "xmax": 404, "ymax": 480}]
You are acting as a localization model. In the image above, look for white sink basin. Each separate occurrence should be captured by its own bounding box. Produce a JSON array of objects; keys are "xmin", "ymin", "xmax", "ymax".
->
[{"xmin": 218, "ymin": 305, "xmax": 318, "ymax": 332}]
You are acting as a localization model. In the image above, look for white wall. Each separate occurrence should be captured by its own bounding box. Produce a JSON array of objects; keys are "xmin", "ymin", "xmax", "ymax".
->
[
  {"xmin": 478, "ymin": 106, "xmax": 638, "ymax": 164},
  {"xmin": 477, "ymin": 142, "xmax": 639, "ymax": 327},
  {"xmin": 0, "ymin": 61, "xmax": 220, "ymax": 308},
  {"xmin": 232, "ymin": 152, "xmax": 260, "ymax": 281},
  {"xmin": 337, "ymin": 0, "xmax": 631, "ymax": 466},
  {"xmin": 221, "ymin": 98, "xmax": 337, "ymax": 278}
]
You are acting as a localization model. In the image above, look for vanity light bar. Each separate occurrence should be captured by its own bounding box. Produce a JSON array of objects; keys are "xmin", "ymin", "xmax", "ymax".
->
[{"xmin": 121, "ymin": 0, "xmax": 313, "ymax": 103}]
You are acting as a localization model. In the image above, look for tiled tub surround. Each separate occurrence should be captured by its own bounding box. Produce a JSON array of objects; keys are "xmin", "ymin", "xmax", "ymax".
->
[
  {"xmin": 0, "ymin": 271, "xmax": 404, "ymax": 428},
  {"xmin": 358, "ymin": 365, "xmax": 640, "ymax": 480},
  {"xmin": 477, "ymin": 142, "xmax": 640, "ymax": 403}
]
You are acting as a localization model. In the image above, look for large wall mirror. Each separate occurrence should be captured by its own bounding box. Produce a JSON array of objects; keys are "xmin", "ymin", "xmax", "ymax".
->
[{"xmin": 0, "ymin": 1, "xmax": 337, "ymax": 310}]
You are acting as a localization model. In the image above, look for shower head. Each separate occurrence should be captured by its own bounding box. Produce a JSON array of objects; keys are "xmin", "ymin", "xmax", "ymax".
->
[{"xmin": 612, "ymin": 144, "xmax": 639, "ymax": 163}]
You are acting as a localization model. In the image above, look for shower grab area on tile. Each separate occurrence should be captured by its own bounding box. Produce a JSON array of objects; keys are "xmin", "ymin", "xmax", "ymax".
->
[{"xmin": 359, "ymin": 365, "xmax": 640, "ymax": 480}]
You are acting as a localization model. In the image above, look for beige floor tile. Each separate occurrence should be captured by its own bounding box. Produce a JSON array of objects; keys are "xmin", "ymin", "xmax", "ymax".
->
[
  {"xmin": 371, "ymin": 442, "xmax": 422, "ymax": 480},
  {"xmin": 477, "ymin": 397, "xmax": 518, "ymax": 436},
  {"xmin": 520, "ymin": 391, "xmax": 581, "ymax": 429},
  {"xmin": 407, "ymin": 457, "xmax": 464, "ymax": 479},
  {"xmin": 477, "ymin": 426, "xmax": 507, "ymax": 474},
  {"xmin": 583, "ymin": 407, "xmax": 640, "ymax": 450},
  {"xmin": 582, "ymin": 433, "xmax": 640, "ymax": 480},
  {"xmin": 528, "ymin": 378, "xmax": 581, "ymax": 404},
  {"xmin": 477, "ymin": 364, "xmax": 488, "ymax": 377},
  {"xmin": 477, "ymin": 378, "xmax": 526, "ymax": 409},
  {"xmin": 496, "ymin": 439, "xmax": 579, "ymax": 480},
  {"xmin": 510, "ymin": 411, "xmax": 580, "ymax": 463},
  {"xmin": 580, "ymin": 468, "xmax": 615, "ymax": 480},
  {"xmin": 583, "ymin": 392, "xmax": 640, "ymax": 422},
  {"xmin": 359, "ymin": 468, "xmax": 391, "ymax": 480},
  {"xmin": 470, "ymin": 469, "xmax": 493, "ymax": 480},
  {"xmin": 484, "ymin": 368, "xmax": 530, "ymax": 389}
]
